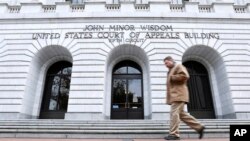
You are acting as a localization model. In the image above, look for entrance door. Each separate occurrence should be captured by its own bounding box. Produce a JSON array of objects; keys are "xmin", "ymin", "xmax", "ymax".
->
[
  {"xmin": 183, "ymin": 61, "xmax": 215, "ymax": 119},
  {"xmin": 39, "ymin": 61, "xmax": 72, "ymax": 119},
  {"xmin": 111, "ymin": 60, "xmax": 144, "ymax": 119}
]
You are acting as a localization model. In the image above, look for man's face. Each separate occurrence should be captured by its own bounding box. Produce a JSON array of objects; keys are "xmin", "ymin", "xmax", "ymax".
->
[{"xmin": 164, "ymin": 60, "xmax": 174, "ymax": 68}]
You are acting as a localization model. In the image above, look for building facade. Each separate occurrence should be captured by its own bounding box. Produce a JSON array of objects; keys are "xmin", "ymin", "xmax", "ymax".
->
[{"xmin": 0, "ymin": 0, "xmax": 250, "ymax": 120}]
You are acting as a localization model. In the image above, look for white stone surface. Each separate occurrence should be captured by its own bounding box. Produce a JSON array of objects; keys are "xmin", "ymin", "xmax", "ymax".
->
[{"xmin": 0, "ymin": 0, "xmax": 250, "ymax": 120}]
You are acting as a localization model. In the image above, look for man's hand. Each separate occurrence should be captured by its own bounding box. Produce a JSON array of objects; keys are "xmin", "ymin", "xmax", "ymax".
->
[{"xmin": 171, "ymin": 73, "xmax": 188, "ymax": 83}]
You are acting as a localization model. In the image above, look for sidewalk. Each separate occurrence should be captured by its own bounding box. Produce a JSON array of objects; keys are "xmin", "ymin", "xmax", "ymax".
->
[{"xmin": 0, "ymin": 138, "xmax": 229, "ymax": 141}]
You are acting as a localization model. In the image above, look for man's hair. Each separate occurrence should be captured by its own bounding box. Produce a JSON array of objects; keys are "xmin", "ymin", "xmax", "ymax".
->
[{"xmin": 163, "ymin": 56, "xmax": 174, "ymax": 62}]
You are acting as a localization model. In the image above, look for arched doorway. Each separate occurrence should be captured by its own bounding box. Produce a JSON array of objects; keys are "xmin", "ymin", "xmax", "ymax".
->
[
  {"xmin": 183, "ymin": 61, "xmax": 215, "ymax": 119},
  {"xmin": 111, "ymin": 60, "xmax": 144, "ymax": 119},
  {"xmin": 39, "ymin": 61, "xmax": 72, "ymax": 119}
]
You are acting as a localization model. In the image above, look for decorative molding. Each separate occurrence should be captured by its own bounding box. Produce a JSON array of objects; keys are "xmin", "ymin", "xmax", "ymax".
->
[
  {"xmin": 0, "ymin": 2, "xmax": 249, "ymax": 19},
  {"xmin": 105, "ymin": 4, "xmax": 120, "ymax": 10},
  {"xmin": 199, "ymin": 5, "xmax": 213, "ymax": 13},
  {"xmin": 234, "ymin": 5, "xmax": 247, "ymax": 13},
  {"xmin": 71, "ymin": 4, "xmax": 85, "ymax": 12},
  {"xmin": 43, "ymin": 5, "xmax": 56, "ymax": 13},
  {"xmin": 170, "ymin": 4, "xmax": 184, "ymax": 12},
  {"xmin": 9, "ymin": 6, "xmax": 21, "ymax": 13}
]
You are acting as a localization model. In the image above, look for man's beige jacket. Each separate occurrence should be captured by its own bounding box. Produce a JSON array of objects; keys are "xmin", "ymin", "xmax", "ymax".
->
[{"xmin": 166, "ymin": 64, "xmax": 190, "ymax": 105}]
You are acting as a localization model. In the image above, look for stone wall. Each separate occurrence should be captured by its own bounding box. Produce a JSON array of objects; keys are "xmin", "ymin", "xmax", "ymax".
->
[{"xmin": 0, "ymin": 1, "xmax": 250, "ymax": 119}]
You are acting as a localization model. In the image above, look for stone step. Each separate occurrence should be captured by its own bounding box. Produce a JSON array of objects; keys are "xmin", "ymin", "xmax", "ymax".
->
[
  {"xmin": 0, "ymin": 121, "xmax": 248, "ymax": 126},
  {"xmin": 0, "ymin": 119, "xmax": 248, "ymax": 139},
  {"xmin": 0, "ymin": 128, "xmax": 228, "ymax": 133},
  {"xmin": 0, "ymin": 120, "xmax": 248, "ymax": 125},
  {"xmin": 0, "ymin": 126, "xmax": 229, "ymax": 130}
]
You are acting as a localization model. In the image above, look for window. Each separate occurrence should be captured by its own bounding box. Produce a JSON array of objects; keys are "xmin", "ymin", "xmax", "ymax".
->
[{"xmin": 113, "ymin": 60, "xmax": 142, "ymax": 74}]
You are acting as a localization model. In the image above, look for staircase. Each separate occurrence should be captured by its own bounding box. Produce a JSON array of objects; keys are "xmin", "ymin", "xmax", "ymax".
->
[{"xmin": 0, "ymin": 119, "xmax": 249, "ymax": 139}]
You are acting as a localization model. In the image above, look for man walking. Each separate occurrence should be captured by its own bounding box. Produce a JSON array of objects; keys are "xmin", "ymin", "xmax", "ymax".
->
[{"xmin": 164, "ymin": 56, "xmax": 205, "ymax": 140}]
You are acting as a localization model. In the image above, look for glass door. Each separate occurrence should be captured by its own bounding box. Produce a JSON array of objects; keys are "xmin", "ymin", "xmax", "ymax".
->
[
  {"xmin": 40, "ymin": 61, "xmax": 72, "ymax": 119},
  {"xmin": 111, "ymin": 78, "xmax": 127, "ymax": 119},
  {"xmin": 111, "ymin": 60, "xmax": 144, "ymax": 119},
  {"xmin": 127, "ymin": 79, "xmax": 143, "ymax": 119}
]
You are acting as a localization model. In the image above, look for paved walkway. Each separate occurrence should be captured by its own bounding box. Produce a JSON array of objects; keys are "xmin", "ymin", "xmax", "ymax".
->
[{"xmin": 0, "ymin": 139, "xmax": 229, "ymax": 141}]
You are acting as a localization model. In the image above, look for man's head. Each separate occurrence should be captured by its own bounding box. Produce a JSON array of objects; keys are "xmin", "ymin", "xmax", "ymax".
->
[{"xmin": 163, "ymin": 56, "xmax": 175, "ymax": 68}]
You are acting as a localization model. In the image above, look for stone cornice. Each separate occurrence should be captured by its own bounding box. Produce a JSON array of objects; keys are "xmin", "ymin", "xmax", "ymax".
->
[{"xmin": 0, "ymin": 1, "xmax": 249, "ymax": 20}]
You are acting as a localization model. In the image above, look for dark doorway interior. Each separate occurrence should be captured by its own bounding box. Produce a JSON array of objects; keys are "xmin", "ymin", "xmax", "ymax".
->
[{"xmin": 184, "ymin": 61, "xmax": 216, "ymax": 119}]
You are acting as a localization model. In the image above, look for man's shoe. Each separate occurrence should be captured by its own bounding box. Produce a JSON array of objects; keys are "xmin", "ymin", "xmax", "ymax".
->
[
  {"xmin": 198, "ymin": 126, "xmax": 205, "ymax": 139},
  {"xmin": 164, "ymin": 134, "xmax": 180, "ymax": 140}
]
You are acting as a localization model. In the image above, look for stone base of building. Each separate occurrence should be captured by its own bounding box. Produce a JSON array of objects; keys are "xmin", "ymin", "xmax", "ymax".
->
[
  {"xmin": 151, "ymin": 113, "xmax": 170, "ymax": 120},
  {"xmin": 235, "ymin": 113, "xmax": 250, "ymax": 119},
  {"xmin": 0, "ymin": 113, "xmax": 20, "ymax": 120}
]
